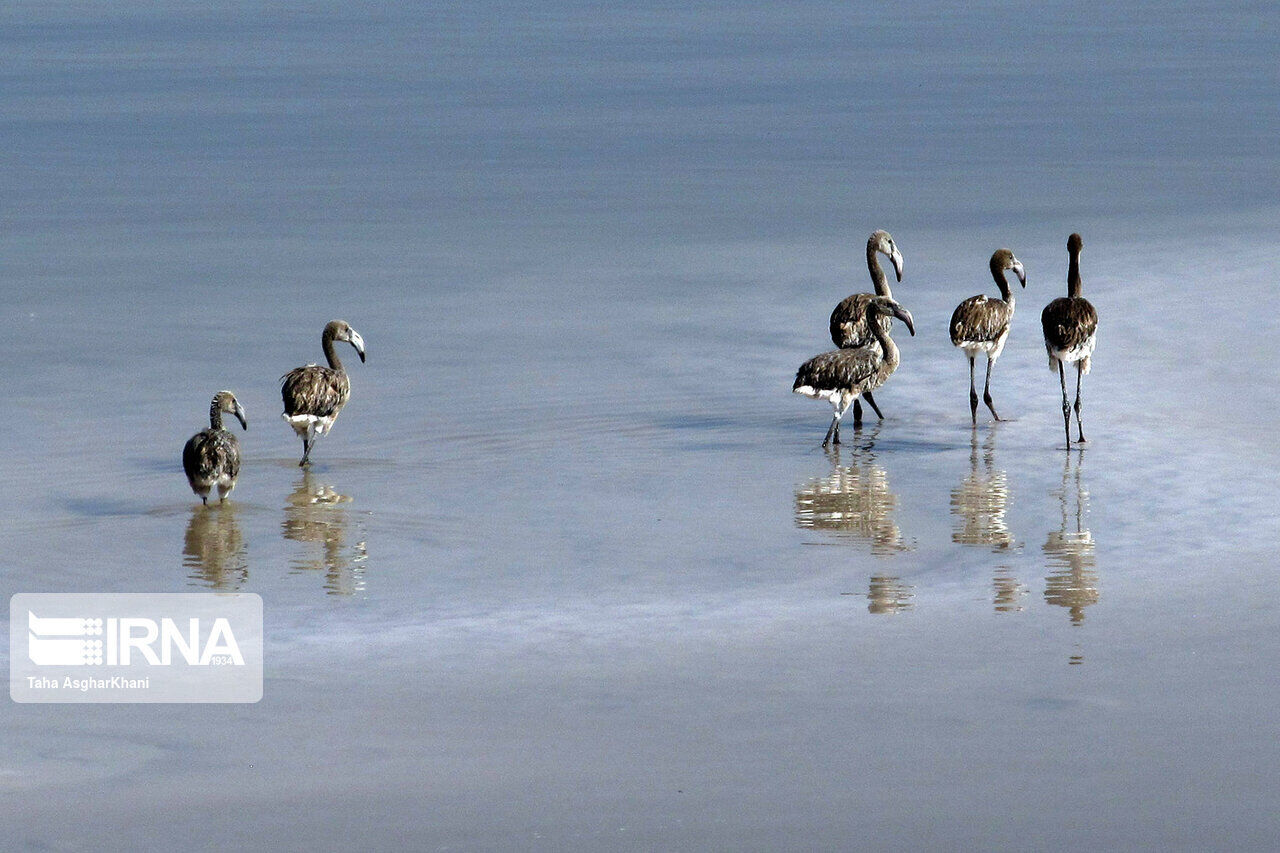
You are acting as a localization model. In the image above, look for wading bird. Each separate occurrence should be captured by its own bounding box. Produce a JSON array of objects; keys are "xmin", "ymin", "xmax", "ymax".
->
[
  {"xmin": 949, "ymin": 248, "xmax": 1026, "ymax": 423},
  {"xmin": 829, "ymin": 230, "xmax": 904, "ymax": 423},
  {"xmin": 794, "ymin": 296, "xmax": 915, "ymax": 447},
  {"xmin": 282, "ymin": 320, "xmax": 366, "ymax": 466},
  {"xmin": 1041, "ymin": 234, "xmax": 1098, "ymax": 445},
  {"xmin": 183, "ymin": 390, "xmax": 247, "ymax": 504}
]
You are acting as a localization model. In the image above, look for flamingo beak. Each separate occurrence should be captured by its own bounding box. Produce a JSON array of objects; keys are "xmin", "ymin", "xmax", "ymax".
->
[
  {"xmin": 234, "ymin": 403, "xmax": 248, "ymax": 430},
  {"xmin": 890, "ymin": 248, "xmax": 904, "ymax": 282},
  {"xmin": 892, "ymin": 305, "xmax": 915, "ymax": 336},
  {"xmin": 350, "ymin": 331, "xmax": 366, "ymax": 363},
  {"xmin": 1012, "ymin": 260, "xmax": 1026, "ymax": 287}
]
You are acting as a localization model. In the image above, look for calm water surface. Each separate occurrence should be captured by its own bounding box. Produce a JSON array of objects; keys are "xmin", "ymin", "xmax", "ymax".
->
[{"xmin": 2, "ymin": 2, "xmax": 1280, "ymax": 849}]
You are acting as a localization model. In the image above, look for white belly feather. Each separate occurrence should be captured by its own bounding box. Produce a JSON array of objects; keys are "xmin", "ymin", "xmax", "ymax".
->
[
  {"xmin": 957, "ymin": 331, "xmax": 1010, "ymax": 360},
  {"xmin": 793, "ymin": 385, "xmax": 855, "ymax": 413},
  {"xmin": 282, "ymin": 412, "xmax": 337, "ymax": 438},
  {"xmin": 1048, "ymin": 333, "xmax": 1097, "ymax": 373}
]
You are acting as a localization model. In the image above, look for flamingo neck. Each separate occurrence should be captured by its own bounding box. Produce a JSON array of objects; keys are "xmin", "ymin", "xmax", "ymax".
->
[
  {"xmin": 868, "ymin": 309, "xmax": 899, "ymax": 367},
  {"xmin": 867, "ymin": 241, "xmax": 892, "ymax": 297},
  {"xmin": 322, "ymin": 331, "xmax": 344, "ymax": 373},
  {"xmin": 990, "ymin": 259, "xmax": 1013, "ymax": 303}
]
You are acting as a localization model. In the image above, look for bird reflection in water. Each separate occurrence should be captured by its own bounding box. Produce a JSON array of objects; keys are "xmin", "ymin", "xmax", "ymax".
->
[
  {"xmin": 796, "ymin": 427, "xmax": 914, "ymax": 613},
  {"xmin": 183, "ymin": 504, "xmax": 248, "ymax": 590},
  {"xmin": 794, "ymin": 427, "xmax": 911, "ymax": 556},
  {"xmin": 951, "ymin": 427, "xmax": 1016, "ymax": 551},
  {"xmin": 867, "ymin": 574, "xmax": 914, "ymax": 614},
  {"xmin": 282, "ymin": 470, "xmax": 368, "ymax": 595},
  {"xmin": 1043, "ymin": 454, "xmax": 1097, "ymax": 627},
  {"xmin": 949, "ymin": 427, "xmax": 1025, "ymax": 612},
  {"xmin": 992, "ymin": 568, "xmax": 1026, "ymax": 613}
]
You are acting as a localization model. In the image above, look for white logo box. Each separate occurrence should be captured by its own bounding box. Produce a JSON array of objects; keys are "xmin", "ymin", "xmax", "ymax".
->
[{"xmin": 10, "ymin": 593, "xmax": 262, "ymax": 703}]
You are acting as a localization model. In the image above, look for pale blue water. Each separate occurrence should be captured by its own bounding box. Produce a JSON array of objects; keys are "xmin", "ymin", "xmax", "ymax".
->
[{"xmin": 2, "ymin": 2, "xmax": 1280, "ymax": 849}]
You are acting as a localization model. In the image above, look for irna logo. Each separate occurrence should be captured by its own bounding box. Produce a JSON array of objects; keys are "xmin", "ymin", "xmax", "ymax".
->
[
  {"xmin": 11, "ymin": 594, "xmax": 263, "ymax": 703},
  {"xmin": 28, "ymin": 612, "xmax": 244, "ymax": 667}
]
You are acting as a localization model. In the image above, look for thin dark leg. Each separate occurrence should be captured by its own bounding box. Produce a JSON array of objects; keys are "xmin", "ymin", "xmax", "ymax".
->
[
  {"xmin": 983, "ymin": 357, "xmax": 1001, "ymax": 421},
  {"xmin": 852, "ymin": 398, "xmax": 863, "ymax": 425},
  {"xmin": 300, "ymin": 439, "xmax": 313, "ymax": 467},
  {"xmin": 863, "ymin": 391, "xmax": 885, "ymax": 420},
  {"xmin": 833, "ymin": 418, "xmax": 842, "ymax": 445},
  {"xmin": 1058, "ymin": 361, "xmax": 1071, "ymax": 448},
  {"xmin": 201, "ymin": 495, "xmax": 208, "ymax": 506},
  {"xmin": 968, "ymin": 356, "xmax": 978, "ymax": 424},
  {"xmin": 1073, "ymin": 362, "xmax": 1086, "ymax": 443},
  {"xmin": 822, "ymin": 415, "xmax": 837, "ymax": 448}
]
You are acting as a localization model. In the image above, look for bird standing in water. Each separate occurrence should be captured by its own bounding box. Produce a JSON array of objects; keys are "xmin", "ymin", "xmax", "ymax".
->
[
  {"xmin": 183, "ymin": 390, "xmax": 247, "ymax": 504},
  {"xmin": 281, "ymin": 320, "xmax": 366, "ymax": 466},
  {"xmin": 794, "ymin": 296, "xmax": 915, "ymax": 447},
  {"xmin": 949, "ymin": 248, "xmax": 1026, "ymax": 423},
  {"xmin": 1041, "ymin": 234, "xmax": 1098, "ymax": 445},
  {"xmin": 828, "ymin": 230, "xmax": 905, "ymax": 423}
]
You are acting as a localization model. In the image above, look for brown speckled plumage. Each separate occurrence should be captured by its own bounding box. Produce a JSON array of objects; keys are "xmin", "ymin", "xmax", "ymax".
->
[
  {"xmin": 794, "ymin": 296, "xmax": 915, "ymax": 446},
  {"xmin": 828, "ymin": 230, "xmax": 903, "ymax": 349},
  {"xmin": 282, "ymin": 364, "xmax": 351, "ymax": 420},
  {"xmin": 793, "ymin": 346, "xmax": 896, "ymax": 399},
  {"xmin": 951, "ymin": 295, "xmax": 1014, "ymax": 347},
  {"xmin": 950, "ymin": 249, "xmax": 1024, "ymax": 347},
  {"xmin": 949, "ymin": 248, "xmax": 1026, "ymax": 423},
  {"xmin": 281, "ymin": 320, "xmax": 366, "ymax": 466},
  {"xmin": 1041, "ymin": 298, "xmax": 1098, "ymax": 368},
  {"xmin": 1041, "ymin": 234, "xmax": 1098, "ymax": 445},
  {"xmin": 183, "ymin": 391, "xmax": 247, "ymax": 504}
]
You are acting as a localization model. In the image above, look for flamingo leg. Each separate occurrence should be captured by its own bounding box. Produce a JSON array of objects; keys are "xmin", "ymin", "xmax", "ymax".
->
[
  {"xmin": 299, "ymin": 421, "xmax": 320, "ymax": 466},
  {"xmin": 830, "ymin": 396, "xmax": 855, "ymax": 446},
  {"xmin": 1073, "ymin": 362, "xmax": 1086, "ymax": 443},
  {"xmin": 968, "ymin": 356, "xmax": 978, "ymax": 424},
  {"xmin": 1057, "ymin": 361, "xmax": 1071, "ymax": 448},
  {"xmin": 983, "ymin": 357, "xmax": 1001, "ymax": 421},
  {"xmin": 863, "ymin": 391, "xmax": 885, "ymax": 420}
]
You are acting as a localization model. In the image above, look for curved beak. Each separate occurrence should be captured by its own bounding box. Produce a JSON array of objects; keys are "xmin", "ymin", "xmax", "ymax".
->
[
  {"xmin": 890, "ymin": 248, "xmax": 904, "ymax": 282},
  {"xmin": 350, "ymin": 330, "xmax": 366, "ymax": 363},
  {"xmin": 234, "ymin": 403, "xmax": 248, "ymax": 431},
  {"xmin": 891, "ymin": 305, "xmax": 915, "ymax": 336},
  {"xmin": 1011, "ymin": 260, "xmax": 1026, "ymax": 287}
]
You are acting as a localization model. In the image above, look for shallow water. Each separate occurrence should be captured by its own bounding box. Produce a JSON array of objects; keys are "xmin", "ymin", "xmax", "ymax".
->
[{"xmin": 3, "ymin": 1, "xmax": 1280, "ymax": 849}]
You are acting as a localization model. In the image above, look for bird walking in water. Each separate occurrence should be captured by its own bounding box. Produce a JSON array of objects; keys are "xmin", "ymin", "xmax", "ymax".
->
[
  {"xmin": 281, "ymin": 320, "xmax": 366, "ymax": 466},
  {"xmin": 1041, "ymin": 234, "xmax": 1098, "ymax": 445},
  {"xmin": 183, "ymin": 390, "xmax": 247, "ymax": 505},
  {"xmin": 829, "ymin": 230, "xmax": 904, "ymax": 424},
  {"xmin": 949, "ymin": 248, "xmax": 1026, "ymax": 423},
  {"xmin": 794, "ymin": 296, "xmax": 915, "ymax": 447}
]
